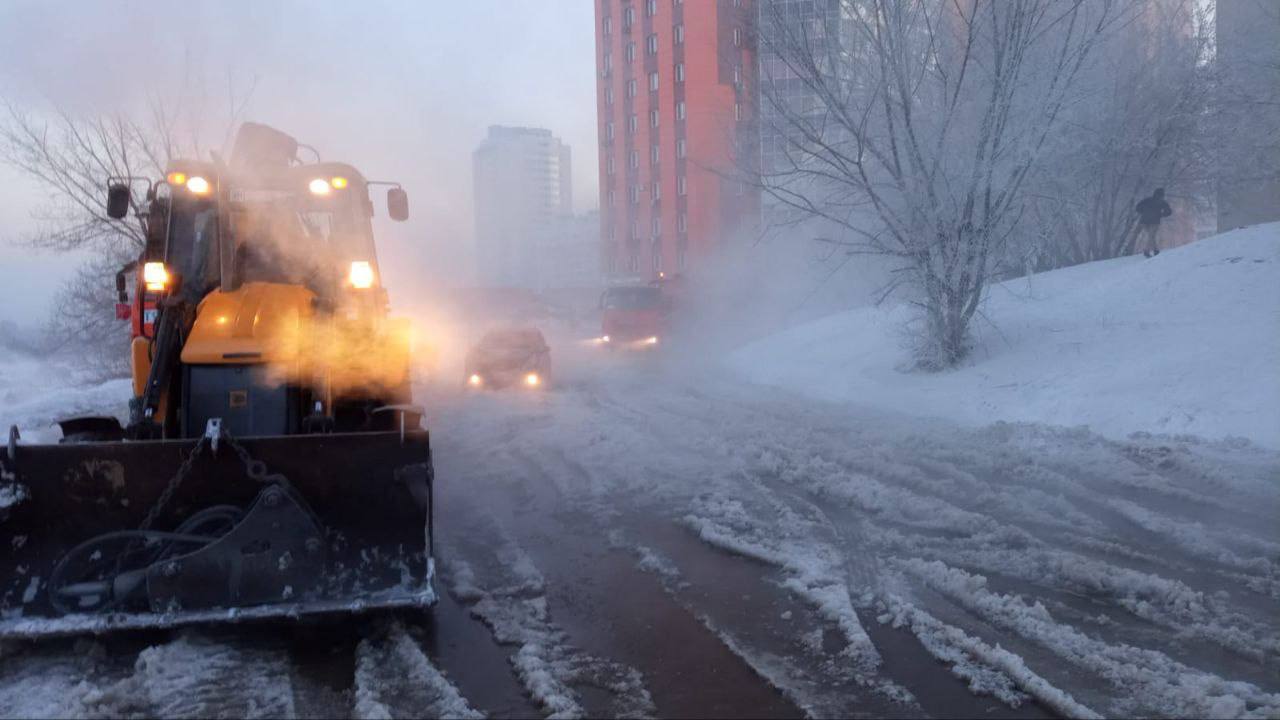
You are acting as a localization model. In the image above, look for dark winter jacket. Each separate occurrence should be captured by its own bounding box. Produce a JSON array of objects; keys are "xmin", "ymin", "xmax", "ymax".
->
[{"xmin": 1135, "ymin": 191, "xmax": 1173, "ymax": 226}]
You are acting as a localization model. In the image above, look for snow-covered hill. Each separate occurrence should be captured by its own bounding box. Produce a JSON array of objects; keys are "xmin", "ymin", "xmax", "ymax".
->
[{"xmin": 729, "ymin": 223, "xmax": 1280, "ymax": 448}]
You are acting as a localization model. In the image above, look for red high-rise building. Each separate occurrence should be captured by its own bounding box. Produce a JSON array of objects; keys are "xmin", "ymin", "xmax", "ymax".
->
[{"xmin": 595, "ymin": 0, "xmax": 759, "ymax": 282}]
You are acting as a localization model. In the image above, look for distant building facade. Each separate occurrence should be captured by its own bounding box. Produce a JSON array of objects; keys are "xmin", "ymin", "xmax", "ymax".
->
[
  {"xmin": 1215, "ymin": 0, "xmax": 1280, "ymax": 231},
  {"xmin": 473, "ymin": 126, "xmax": 572, "ymax": 288},
  {"xmin": 594, "ymin": 0, "xmax": 760, "ymax": 283},
  {"xmin": 537, "ymin": 211, "xmax": 602, "ymax": 290}
]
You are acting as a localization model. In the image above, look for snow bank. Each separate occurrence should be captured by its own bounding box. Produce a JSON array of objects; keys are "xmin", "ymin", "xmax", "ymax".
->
[
  {"xmin": 729, "ymin": 224, "xmax": 1280, "ymax": 447},
  {"xmin": 0, "ymin": 357, "xmax": 130, "ymax": 442}
]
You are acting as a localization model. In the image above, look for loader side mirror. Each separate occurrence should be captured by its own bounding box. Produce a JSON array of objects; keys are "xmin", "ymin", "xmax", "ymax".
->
[
  {"xmin": 107, "ymin": 184, "xmax": 131, "ymax": 220},
  {"xmin": 387, "ymin": 188, "xmax": 409, "ymax": 222}
]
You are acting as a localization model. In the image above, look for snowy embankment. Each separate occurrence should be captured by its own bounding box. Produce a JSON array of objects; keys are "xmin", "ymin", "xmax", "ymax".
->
[
  {"xmin": 729, "ymin": 223, "xmax": 1280, "ymax": 448},
  {"xmin": 0, "ymin": 356, "xmax": 131, "ymax": 442}
]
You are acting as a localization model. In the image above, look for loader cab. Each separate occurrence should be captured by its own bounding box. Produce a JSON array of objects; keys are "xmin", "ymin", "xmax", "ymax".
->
[{"xmin": 223, "ymin": 163, "xmax": 382, "ymax": 302}]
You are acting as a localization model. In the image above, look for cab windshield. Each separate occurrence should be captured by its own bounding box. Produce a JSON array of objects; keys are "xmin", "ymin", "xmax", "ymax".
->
[
  {"xmin": 226, "ymin": 187, "xmax": 374, "ymax": 294},
  {"xmin": 164, "ymin": 196, "xmax": 220, "ymax": 298},
  {"xmin": 603, "ymin": 287, "xmax": 661, "ymax": 311}
]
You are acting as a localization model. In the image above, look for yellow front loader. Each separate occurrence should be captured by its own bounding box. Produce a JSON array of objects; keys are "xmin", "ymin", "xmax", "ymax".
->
[{"xmin": 0, "ymin": 123, "xmax": 435, "ymax": 639}]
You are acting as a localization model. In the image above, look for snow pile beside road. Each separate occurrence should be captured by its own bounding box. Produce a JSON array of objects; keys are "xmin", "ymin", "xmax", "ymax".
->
[
  {"xmin": 0, "ymin": 357, "xmax": 130, "ymax": 442},
  {"xmin": 729, "ymin": 223, "xmax": 1280, "ymax": 447}
]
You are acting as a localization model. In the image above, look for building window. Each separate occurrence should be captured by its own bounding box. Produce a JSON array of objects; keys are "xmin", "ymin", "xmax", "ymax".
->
[
  {"xmin": 674, "ymin": 25, "xmax": 684, "ymax": 44},
  {"xmin": 652, "ymin": 217, "xmax": 661, "ymax": 236},
  {"xmin": 650, "ymin": 109, "xmax": 659, "ymax": 128},
  {"xmin": 647, "ymin": 34, "xmax": 658, "ymax": 55},
  {"xmin": 629, "ymin": 150, "xmax": 638, "ymax": 168},
  {"xmin": 607, "ymin": 156, "xmax": 615, "ymax": 174},
  {"xmin": 603, "ymin": 16, "xmax": 612, "ymax": 35},
  {"xmin": 606, "ymin": 122, "xmax": 615, "ymax": 141},
  {"xmin": 734, "ymin": 103, "xmax": 741, "ymax": 121},
  {"xmin": 646, "ymin": 0, "xmax": 657, "ymax": 16},
  {"xmin": 651, "ymin": 180, "xmax": 661, "ymax": 201},
  {"xmin": 628, "ymin": 114, "xmax": 637, "ymax": 133},
  {"xmin": 605, "ymin": 87, "xmax": 614, "ymax": 105},
  {"xmin": 630, "ymin": 185, "xmax": 640, "ymax": 204},
  {"xmin": 627, "ymin": 79, "xmax": 637, "ymax": 97},
  {"xmin": 676, "ymin": 101, "xmax": 686, "ymax": 120},
  {"xmin": 629, "ymin": 253, "xmax": 639, "ymax": 272},
  {"xmin": 625, "ymin": 42, "xmax": 635, "ymax": 62},
  {"xmin": 733, "ymin": 65, "xmax": 741, "ymax": 86},
  {"xmin": 733, "ymin": 27, "xmax": 741, "ymax": 47},
  {"xmin": 676, "ymin": 138, "xmax": 686, "ymax": 158},
  {"xmin": 677, "ymin": 245, "xmax": 687, "ymax": 269},
  {"xmin": 675, "ymin": 63, "xmax": 685, "ymax": 82},
  {"xmin": 677, "ymin": 212, "xmax": 687, "ymax": 232},
  {"xmin": 649, "ymin": 71, "xmax": 659, "ymax": 91},
  {"xmin": 607, "ymin": 188, "xmax": 615, "ymax": 206},
  {"xmin": 677, "ymin": 175, "xmax": 687, "ymax": 196},
  {"xmin": 653, "ymin": 249, "xmax": 662, "ymax": 272},
  {"xmin": 651, "ymin": 144, "xmax": 660, "ymax": 164},
  {"xmin": 623, "ymin": 6, "xmax": 634, "ymax": 29},
  {"xmin": 602, "ymin": 53, "xmax": 612, "ymax": 75}
]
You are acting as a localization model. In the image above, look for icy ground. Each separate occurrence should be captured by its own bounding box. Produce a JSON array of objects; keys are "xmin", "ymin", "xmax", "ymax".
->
[
  {"xmin": 1, "ymin": 349, "xmax": 1277, "ymax": 717},
  {"xmin": 730, "ymin": 223, "xmax": 1280, "ymax": 448}
]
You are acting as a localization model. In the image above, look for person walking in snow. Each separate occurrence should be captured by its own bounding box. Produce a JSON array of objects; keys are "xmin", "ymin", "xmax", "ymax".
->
[{"xmin": 1134, "ymin": 188, "xmax": 1173, "ymax": 258}]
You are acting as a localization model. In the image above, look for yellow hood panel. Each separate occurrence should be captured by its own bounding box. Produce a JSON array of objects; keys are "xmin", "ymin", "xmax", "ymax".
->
[{"xmin": 180, "ymin": 283, "xmax": 316, "ymax": 364}]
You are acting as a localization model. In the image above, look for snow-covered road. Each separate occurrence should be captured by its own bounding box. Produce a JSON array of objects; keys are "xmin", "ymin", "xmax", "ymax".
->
[{"xmin": 2, "ymin": 356, "xmax": 1277, "ymax": 718}]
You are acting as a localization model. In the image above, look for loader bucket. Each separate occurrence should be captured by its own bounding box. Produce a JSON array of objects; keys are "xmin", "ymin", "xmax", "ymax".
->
[{"xmin": 0, "ymin": 430, "xmax": 434, "ymax": 640}]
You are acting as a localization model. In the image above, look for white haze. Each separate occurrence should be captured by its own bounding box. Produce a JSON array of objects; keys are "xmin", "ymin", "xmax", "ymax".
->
[{"xmin": 0, "ymin": 0, "xmax": 599, "ymax": 322}]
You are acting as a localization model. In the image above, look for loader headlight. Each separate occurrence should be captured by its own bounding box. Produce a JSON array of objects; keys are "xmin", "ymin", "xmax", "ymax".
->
[
  {"xmin": 601, "ymin": 335, "xmax": 611, "ymax": 343},
  {"xmin": 143, "ymin": 262, "xmax": 169, "ymax": 292},
  {"xmin": 331, "ymin": 176, "xmax": 349, "ymax": 189},
  {"xmin": 309, "ymin": 178, "xmax": 332, "ymax": 196},
  {"xmin": 348, "ymin": 261, "xmax": 375, "ymax": 289},
  {"xmin": 525, "ymin": 373, "xmax": 541, "ymax": 387},
  {"xmin": 468, "ymin": 373, "xmax": 483, "ymax": 387},
  {"xmin": 166, "ymin": 171, "xmax": 187, "ymax": 186},
  {"xmin": 644, "ymin": 336, "xmax": 659, "ymax": 345},
  {"xmin": 185, "ymin": 176, "xmax": 211, "ymax": 195}
]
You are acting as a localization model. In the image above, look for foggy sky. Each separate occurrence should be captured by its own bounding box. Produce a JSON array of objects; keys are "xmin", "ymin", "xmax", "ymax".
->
[{"xmin": 0, "ymin": 0, "xmax": 598, "ymax": 322}]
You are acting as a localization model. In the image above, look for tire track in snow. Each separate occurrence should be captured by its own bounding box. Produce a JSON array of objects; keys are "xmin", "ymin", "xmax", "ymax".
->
[
  {"xmin": 352, "ymin": 619, "xmax": 481, "ymax": 720},
  {"xmin": 900, "ymin": 558, "xmax": 1280, "ymax": 718},
  {"xmin": 441, "ymin": 511, "xmax": 655, "ymax": 720}
]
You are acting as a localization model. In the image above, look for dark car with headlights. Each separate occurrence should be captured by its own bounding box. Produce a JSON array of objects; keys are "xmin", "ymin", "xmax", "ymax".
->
[{"xmin": 465, "ymin": 327, "xmax": 551, "ymax": 390}]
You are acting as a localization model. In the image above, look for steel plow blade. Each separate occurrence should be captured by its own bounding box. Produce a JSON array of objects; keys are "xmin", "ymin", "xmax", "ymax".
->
[{"xmin": 0, "ymin": 430, "xmax": 435, "ymax": 640}]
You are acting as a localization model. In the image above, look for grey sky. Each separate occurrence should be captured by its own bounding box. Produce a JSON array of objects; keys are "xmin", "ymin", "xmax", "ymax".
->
[{"xmin": 0, "ymin": 0, "xmax": 598, "ymax": 321}]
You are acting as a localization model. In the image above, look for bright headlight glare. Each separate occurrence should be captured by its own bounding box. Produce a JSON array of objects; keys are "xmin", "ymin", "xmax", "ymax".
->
[
  {"xmin": 331, "ymin": 176, "xmax": 348, "ymax": 189},
  {"xmin": 645, "ymin": 336, "xmax": 659, "ymax": 345},
  {"xmin": 143, "ymin": 261, "xmax": 169, "ymax": 292},
  {"xmin": 309, "ymin": 178, "xmax": 332, "ymax": 195},
  {"xmin": 185, "ymin": 176, "xmax": 210, "ymax": 195},
  {"xmin": 525, "ymin": 373, "xmax": 541, "ymax": 387},
  {"xmin": 348, "ymin": 260, "xmax": 375, "ymax": 289},
  {"xmin": 601, "ymin": 335, "xmax": 611, "ymax": 343},
  {"xmin": 166, "ymin": 171, "xmax": 187, "ymax": 186}
]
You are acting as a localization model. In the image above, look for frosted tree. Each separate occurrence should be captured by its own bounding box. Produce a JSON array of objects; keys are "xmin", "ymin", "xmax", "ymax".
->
[
  {"xmin": 1022, "ymin": 0, "xmax": 1215, "ymax": 270},
  {"xmin": 756, "ymin": 0, "xmax": 1128, "ymax": 368},
  {"xmin": 0, "ymin": 82, "xmax": 252, "ymax": 375}
]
